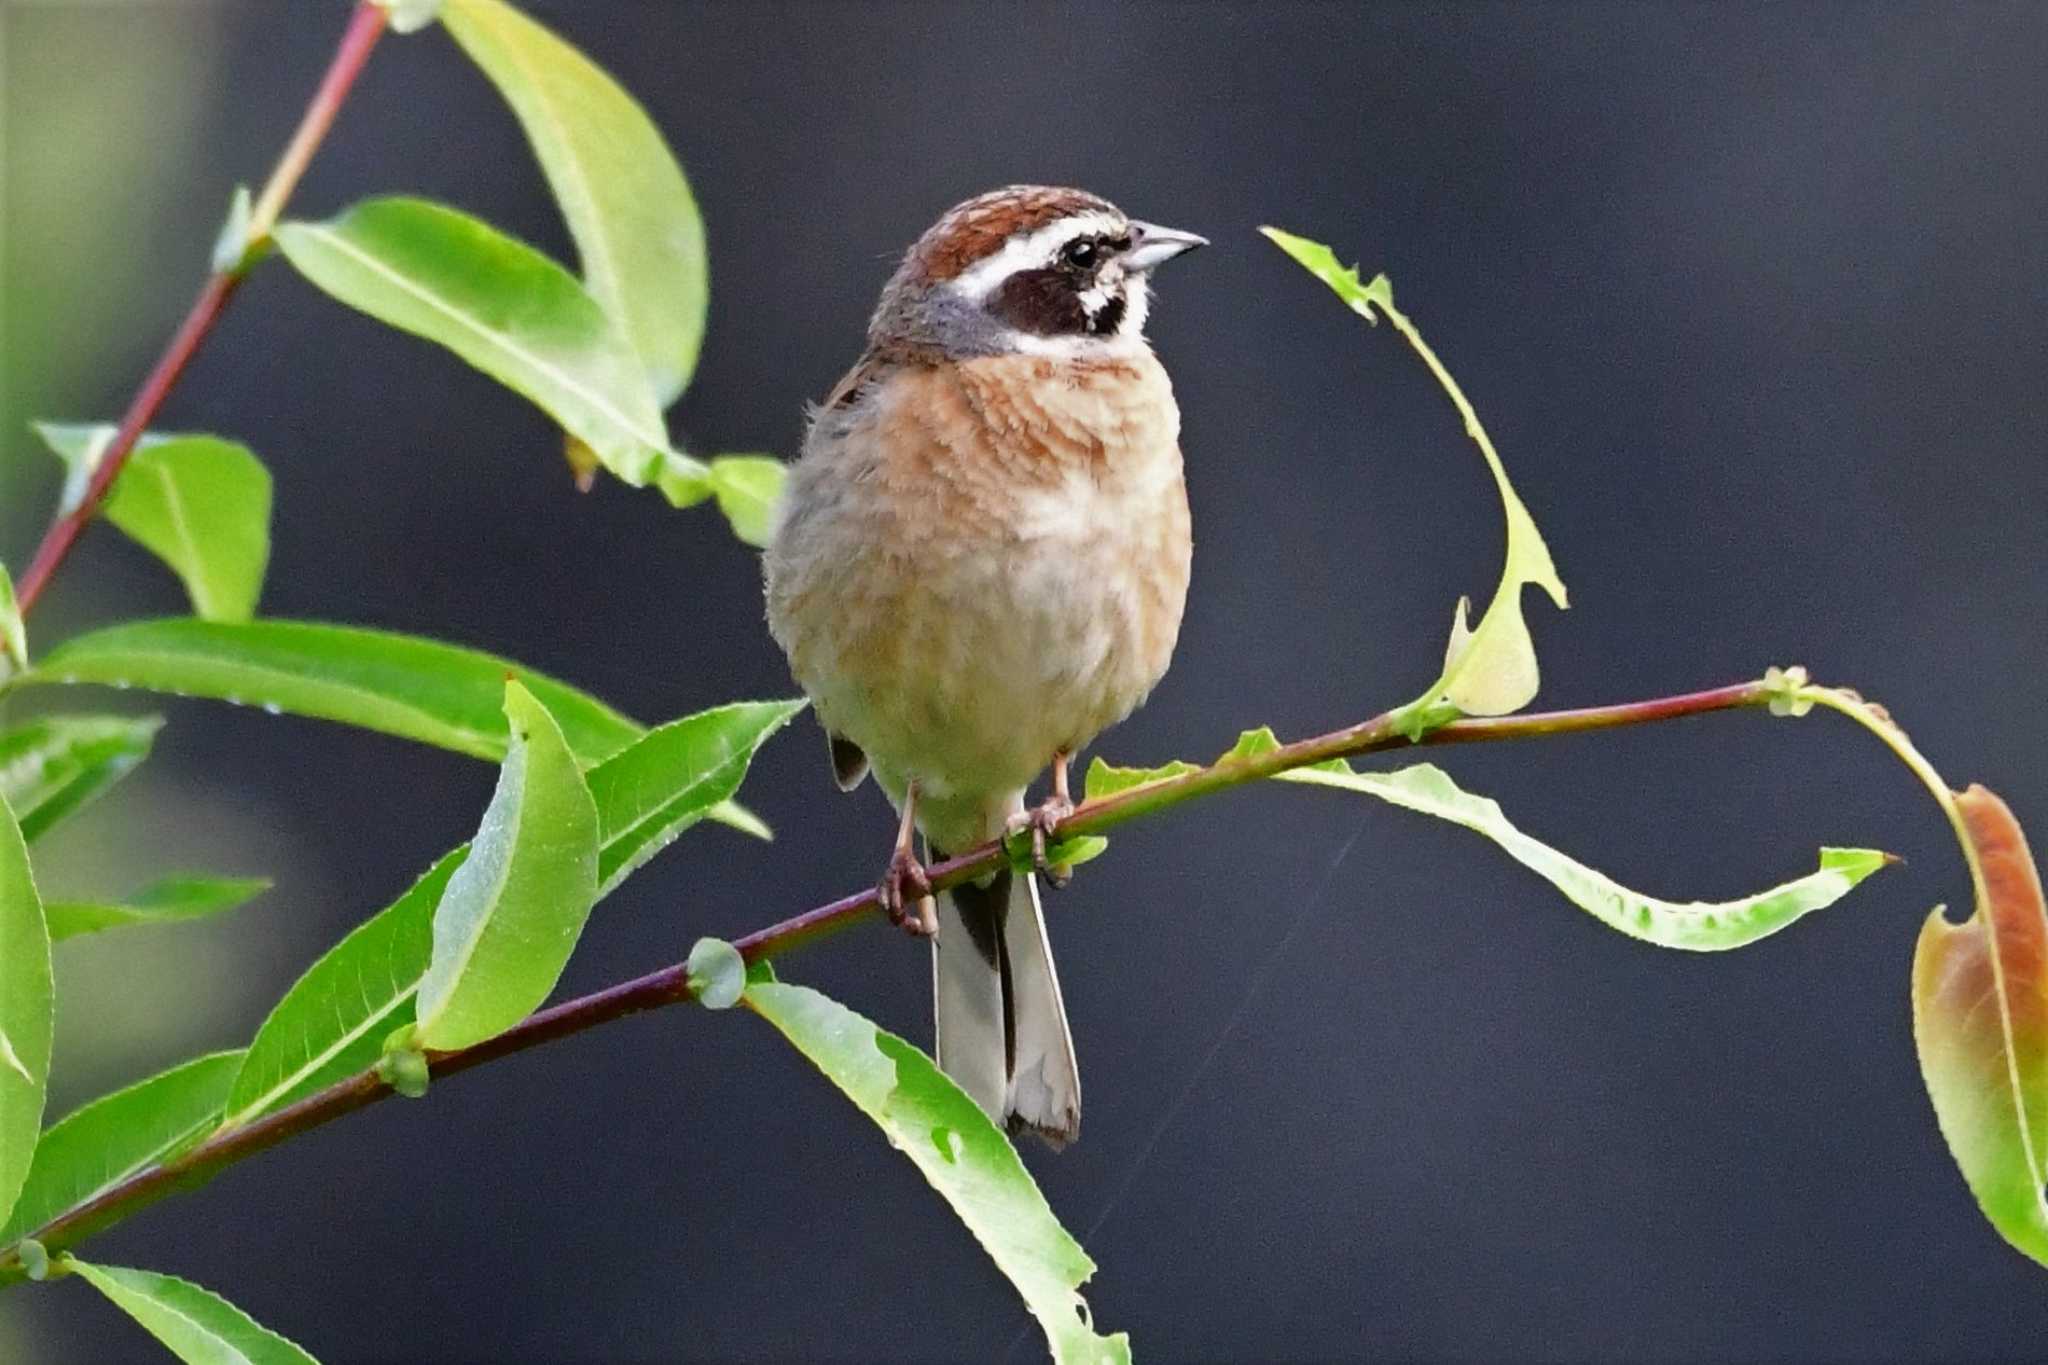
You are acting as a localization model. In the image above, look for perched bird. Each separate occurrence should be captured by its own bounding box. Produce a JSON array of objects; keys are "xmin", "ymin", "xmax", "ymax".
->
[{"xmin": 764, "ymin": 186, "xmax": 1203, "ymax": 1145}]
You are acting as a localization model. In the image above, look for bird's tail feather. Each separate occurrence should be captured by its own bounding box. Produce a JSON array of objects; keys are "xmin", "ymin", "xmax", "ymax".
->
[{"xmin": 931, "ymin": 862, "xmax": 1080, "ymax": 1147}]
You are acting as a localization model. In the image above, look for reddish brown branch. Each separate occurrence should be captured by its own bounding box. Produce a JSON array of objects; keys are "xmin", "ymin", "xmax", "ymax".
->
[
  {"xmin": 10, "ymin": 1, "xmax": 388, "ymax": 618},
  {"xmin": 0, "ymin": 677, "xmax": 1777, "ymax": 1284}
]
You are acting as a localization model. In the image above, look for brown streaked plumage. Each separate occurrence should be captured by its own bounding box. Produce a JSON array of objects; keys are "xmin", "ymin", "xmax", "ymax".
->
[{"xmin": 763, "ymin": 186, "xmax": 1205, "ymax": 1144}]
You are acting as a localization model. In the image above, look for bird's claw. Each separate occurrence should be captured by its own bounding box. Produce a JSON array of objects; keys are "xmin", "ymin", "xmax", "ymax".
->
[
  {"xmin": 1008, "ymin": 795, "xmax": 1078, "ymax": 889},
  {"xmin": 877, "ymin": 847, "xmax": 937, "ymax": 938}
]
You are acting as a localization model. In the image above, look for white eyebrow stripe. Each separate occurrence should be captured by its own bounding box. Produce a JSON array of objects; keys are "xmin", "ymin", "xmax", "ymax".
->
[{"xmin": 948, "ymin": 211, "xmax": 1127, "ymax": 301}]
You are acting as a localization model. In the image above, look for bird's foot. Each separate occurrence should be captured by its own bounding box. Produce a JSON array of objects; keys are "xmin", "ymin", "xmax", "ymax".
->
[
  {"xmin": 1007, "ymin": 794, "xmax": 1078, "ymax": 889},
  {"xmin": 877, "ymin": 845, "xmax": 937, "ymax": 938}
]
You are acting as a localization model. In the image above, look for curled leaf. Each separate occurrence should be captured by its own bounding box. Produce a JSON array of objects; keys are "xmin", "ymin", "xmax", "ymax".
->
[
  {"xmin": 1262, "ymin": 228, "xmax": 1567, "ymax": 732},
  {"xmin": 1279, "ymin": 760, "xmax": 1890, "ymax": 950},
  {"xmin": 1913, "ymin": 785, "xmax": 2048, "ymax": 1266}
]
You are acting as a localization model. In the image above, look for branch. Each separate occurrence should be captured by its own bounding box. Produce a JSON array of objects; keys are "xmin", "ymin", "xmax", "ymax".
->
[
  {"xmin": 0, "ymin": 677, "xmax": 1780, "ymax": 1283},
  {"xmin": 9, "ymin": 1, "xmax": 388, "ymax": 618}
]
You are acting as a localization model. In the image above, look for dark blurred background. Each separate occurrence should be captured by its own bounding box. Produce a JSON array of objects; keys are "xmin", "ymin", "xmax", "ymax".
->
[{"xmin": 4, "ymin": 2, "xmax": 2046, "ymax": 1361}]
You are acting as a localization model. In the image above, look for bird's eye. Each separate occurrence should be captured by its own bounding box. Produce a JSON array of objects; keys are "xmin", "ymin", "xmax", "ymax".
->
[{"xmin": 1061, "ymin": 238, "xmax": 1099, "ymax": 270}]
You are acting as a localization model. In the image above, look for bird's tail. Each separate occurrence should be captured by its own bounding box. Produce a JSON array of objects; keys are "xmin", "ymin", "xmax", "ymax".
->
[{"xmin": 931, "ymin": 860, "xmax": 1081, "ymax": 1147}]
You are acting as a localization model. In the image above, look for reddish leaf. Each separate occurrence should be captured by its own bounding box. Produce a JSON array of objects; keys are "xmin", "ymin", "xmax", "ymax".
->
[{"xmin": 1914, "ymin": 784, "xmax": 2048, "ymax": 1265}]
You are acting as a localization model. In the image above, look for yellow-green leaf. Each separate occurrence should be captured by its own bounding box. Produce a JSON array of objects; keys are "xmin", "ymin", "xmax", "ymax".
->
[
  {"xmin": 0, "ymin": 792, "xmax": 52, "ymax": 1231},
  {"xmin": 1262, "ymin": 228, "xmax": 1568, "ymax": 731},
  {"xmin": 69, "ymin": 1260, "xmax": 318, "ymax": 1364},
  {"xmin": 443, "ymin": 0, "xmax": 707, "ymax": 405}
]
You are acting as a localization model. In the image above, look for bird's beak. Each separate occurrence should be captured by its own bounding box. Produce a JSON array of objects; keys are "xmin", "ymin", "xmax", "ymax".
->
[{"xmin": 1123, "ymin": 221, "xmax": 1209, "ymax": 273}]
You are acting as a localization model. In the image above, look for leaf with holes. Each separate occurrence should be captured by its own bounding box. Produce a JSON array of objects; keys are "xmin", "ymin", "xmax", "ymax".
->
[
  {"xmin": 746, "ymin": 979, "xmax": 1128, "ymax": 1365},
  {"xmin": 1262, "ymin": 229, "xmax": 1567, "ymax": 731},
  {"xmin": 1278, "ymin": 756, "xmax": 1891, "ymax": 950},
  {"xmin": 442, "ymin": 0, "xmax": 707, "ymax": 405},
  {"xmin": 274, "ymin": 196, "xmax": 705, "ymax": 498},
  {"xmin": 2, "ymin": 1051, "xmax": 242, "ymax": 1243},
  {"xmin": 69, "ymin": 1260, "xmax": 317, "ymax": 1364},
  {"xmin": 1914, "ymin": 784, "xmax": 2048, "ymax": 1267},
  {"xmin": 0, "ymin": 716, "xmax": 160, "ymax": 844}
]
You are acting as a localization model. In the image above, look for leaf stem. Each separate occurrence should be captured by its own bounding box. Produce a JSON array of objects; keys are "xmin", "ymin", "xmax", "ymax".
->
[
  {"xmin": 0, "ymin": 675, "xmax": 1783, "ymax": 1284},
  {"xmin": 9, "ymin": 2, "xmax": 388, "ymax": 618}
]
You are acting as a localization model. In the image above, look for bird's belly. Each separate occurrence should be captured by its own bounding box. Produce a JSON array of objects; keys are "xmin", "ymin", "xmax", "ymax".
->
[{"xmin": 806, "ymin": 469, "xmax": 1189, "ymax": 818}]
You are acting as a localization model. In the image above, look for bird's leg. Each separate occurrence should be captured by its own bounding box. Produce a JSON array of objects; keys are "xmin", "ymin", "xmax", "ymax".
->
[
  {"xmin": 877, "ymin": 781, "xmax": 937, "ymax": 938},
  {"xmin": 1007, "ymin": 751, "xmax": 1078, "ymax": 889}
]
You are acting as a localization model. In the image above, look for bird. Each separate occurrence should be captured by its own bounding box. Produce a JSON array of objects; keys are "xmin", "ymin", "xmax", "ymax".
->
[{"xmin": 763, "ymin": 185, "xmax": 1203, "ymax": 1146}]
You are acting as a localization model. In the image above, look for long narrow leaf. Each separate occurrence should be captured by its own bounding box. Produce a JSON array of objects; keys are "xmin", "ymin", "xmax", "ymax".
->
[
  {"xmin": 69, "ymin": 1260, "xmax": 317, "ymax": 1364},
  {"xmin": 0, "ymin": 561, "xmax": 23, "ymax": 679},
  {"xmin": 0, "ymin": 793, "xmax": 52, "ymax": 1229},
  {"xmin": 33, "ymin": 619, "xmax": 638, "ymax": 763},
  {"xmin": 274, "ymin": 197, "xmax": 704, "ymax": 497},
  {"xmin": 44, "ymin": 877, "xmax": 271, "ymax": 942},
  {"xmin": 1270, "ymin": 744, "xmax": 1889, "ymax": 949},
  {"xmin": 746, "ymin": 978, "xmax": 1127, "ymax": 1365},
  {"xmin": 0, "ymin": 716, "xmax": 159, "ymax": 844},
  {"xmin": 2, "ymin": 1051, "xmax": 242, "ymax": 1242},
  {"xmin": 442, "ymin": 0, "xmax": 706, "ymax": 405},
  {"xmin": 589, "ymin": 700, "xmax": 804, "ymax": 895}
]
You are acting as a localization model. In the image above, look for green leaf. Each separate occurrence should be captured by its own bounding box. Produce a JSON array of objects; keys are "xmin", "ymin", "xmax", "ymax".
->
[
  {"xmin": 273, "ymin": 197, "xmax": 707, "ymax": 497},
  {"xmin": 0, "ymin": 716, "xmax": 160, "ymax": 843},
  {"xmin": 32, "ymin": 618, "xmax": 639, "ymax": 764},
  {"xmin": 0, "ymin": 793, "xmax": 52, "ymax": 1231},
  {"xmin": 44, "ymin": 877, "xmax": 270, "ymax": 942},
  {"xmin": 0, "ymin": 561, "xmax": 24, "ymax": 681},
  {"xmin": 210, "ymin": 183, "xmax": 253, "ymax": 274},
  {"xmin": 442, "ymin": 0, "xmax": 707, "ymax": 405},
  {"xmin": 704, "ymin": 455, "xmax": 785, "ymax": 548},
  {"xmin": 413, "ymin": 681, "xmax": 599, "ymax": 1051},
  {"xmin": 1913, "ymin": 784, "xmax": 2048, "ymax": 1267},
  {"xmin": 685, "ymin": 937, "xmax": 744, "ymax": 1010},
  {"xmin": 31, "ymin": 424, "xmax": 273, "ymax": 621},
  {"xmin": 588, "ymin": 699, "xmax": 804, "ymax": 895},
  {"xmin": 1262, "ymin": 228, "xmax": 1568, "ymax": 730},
  {"xmin": 69, "ymin": 1260, "xmax": 317, "ymax": 1364},
  {"xmin": 30, "ymin": 618, "xmax": 768, "ymax": 839},
  {"xmin": 105, "ymin": 437, "xmax": 273, "ymax": 623},
  {"xmin": 1278, "ymin": 760, "xmax": 1891, "ymax": 950},
  {"xmin": 376, "ymin": 0, "xmax": 445, "ymax": 34},
  {"xmin": 1, "ymin": 1051, "xmax": 241, "ymax": 1243},
  {"xmin": 745, "ymin": 980, "xmax": 1128, "ymax": 1365},
  {"xmin": 219, "ymin": 851, "xmax": 459, "ymax": 1130},
  {"xmin": 1082, "ymin": 755, "xmax": 1200, "ymax": 802}
]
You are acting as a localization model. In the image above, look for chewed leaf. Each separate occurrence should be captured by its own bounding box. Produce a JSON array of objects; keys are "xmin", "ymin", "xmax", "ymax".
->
[
  {"xmin": 1913, "ymin": 785, "xmax": 2048, "ymax": 1266},
  {"xmin": 1084, "ymin": 755, "xmax": 1200, "ymax": 802},
  {"xmin": 443, "ymin": 0, "xmax": 707, "ymax": 405},
  {"xmin": 69, "ymin": 1260, "xmax": 318, "ymax": 1364},
  {"xmin": 745, "ymin": 980, "xmax": 1128, "ymax": 1365},
  {"xmin": 1261, "ymin": 228, "xmax": 1567, "ymax": 731},
  {"xmin": 1278, "ymin": 761, "xmax": 1890, "ymax": 950}
]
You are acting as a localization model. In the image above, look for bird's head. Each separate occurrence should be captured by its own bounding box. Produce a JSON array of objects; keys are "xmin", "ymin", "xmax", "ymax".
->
[{"xmin": 869, "ymin": 185, "xmax": 1206, "ymax": 361}]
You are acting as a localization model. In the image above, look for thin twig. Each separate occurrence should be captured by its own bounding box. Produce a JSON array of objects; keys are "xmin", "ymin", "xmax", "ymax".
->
[
  {"xmin": 9, "ymin": 1, "xmax": 388, "ymax": 617},
  {"xmin": 0, "ymin": 677, "xmax": 1777, "ymax": 1284}
]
